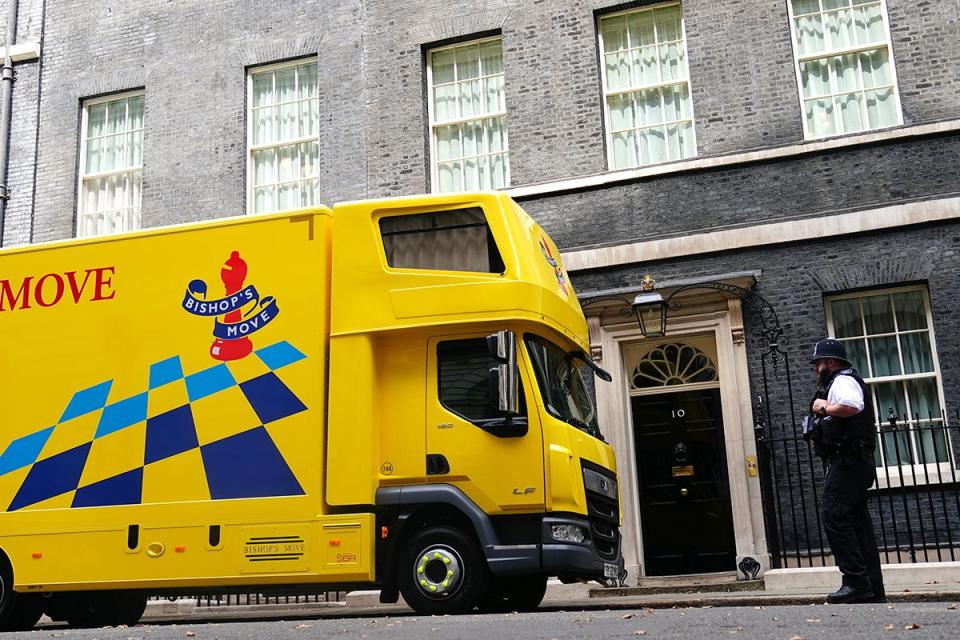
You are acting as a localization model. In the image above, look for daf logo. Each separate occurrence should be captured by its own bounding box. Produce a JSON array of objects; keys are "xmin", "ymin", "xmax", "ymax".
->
[{"xmin": 512, "ymin": 487, "xmax": 536, "ymax": 495}]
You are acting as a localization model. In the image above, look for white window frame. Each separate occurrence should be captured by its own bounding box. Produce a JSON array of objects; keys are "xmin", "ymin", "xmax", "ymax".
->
[
  {"xmin": 825, "ymin": 285, "xmax": 955, "ymax": 488},
  {"xmin": 245, "ymin": 57, "xmax": 320, "ymax": 215},
  {"xmin": 786, "ymin": 0, "xmax": 904, "ymax": 140},
  {"xmin": 597, "ymin": 1, "xmax": 698, "ymax": 171},
  {"xmin": 76, "ymin": 89, "xmax": 144, "ymax": 238},
  {"xmin": 426, "ymin": 36, "xmax": 510, "ymax": 194}
]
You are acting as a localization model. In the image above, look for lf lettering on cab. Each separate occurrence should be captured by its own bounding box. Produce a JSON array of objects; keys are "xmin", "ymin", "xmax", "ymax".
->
[{"xmin": 0, "ymin": 267, "xmax": 116, "ymax": 312}]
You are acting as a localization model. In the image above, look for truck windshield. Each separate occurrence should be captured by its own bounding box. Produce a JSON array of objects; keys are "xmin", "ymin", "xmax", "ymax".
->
[{"xmin": 524, "ymin": 334, "xmax": 603, "ymax": 441}]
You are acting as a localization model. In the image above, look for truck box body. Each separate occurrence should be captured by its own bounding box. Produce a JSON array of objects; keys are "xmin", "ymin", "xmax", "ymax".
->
[
  {"xmin": 0, "ymin": 209, "xmax": 370, "ymax": 589},
  {"xmin": 0, "ymin": 193, "xmax": 621, "ymax": 623}
]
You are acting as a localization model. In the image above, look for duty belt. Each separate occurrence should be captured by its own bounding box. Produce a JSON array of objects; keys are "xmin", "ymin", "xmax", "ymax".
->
[{"xmin": 827, "ymin": 440, "xmax": 874, "ymax": 464}]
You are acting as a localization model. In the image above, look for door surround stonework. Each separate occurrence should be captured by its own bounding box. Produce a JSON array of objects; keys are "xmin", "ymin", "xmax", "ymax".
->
[{"xmin": 588, "ymin": 299, "xmax": 770, "ymax": 583}]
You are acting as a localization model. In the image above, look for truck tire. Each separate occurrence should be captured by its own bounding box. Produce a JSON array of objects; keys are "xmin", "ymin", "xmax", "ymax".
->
[
  {"xmin": 478, "ymin": 574, "xmax": 548, "ymax": 613},
  {"xmin": 41, "ymin": 593, "xmax": 74, "ymax": 622},
  {"xmin": 66, "ymin": 591, "xmax": 147, "ymax": 628},
  {"xmin": 0, "ymin": 557, "xmax": 43, "ymax": 631},
  {"xmin": 398, "ymin": 526, "xmax": 489, "ymax": 615},
  {"xmin": 110, "ymin": 591, "xmax": 148, "ymax": 627}
]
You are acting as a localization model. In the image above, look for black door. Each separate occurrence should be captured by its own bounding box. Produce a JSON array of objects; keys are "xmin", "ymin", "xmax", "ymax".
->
[{"xmin": 632, "ymin": 388, "xmax": 736, "ymax": 576}]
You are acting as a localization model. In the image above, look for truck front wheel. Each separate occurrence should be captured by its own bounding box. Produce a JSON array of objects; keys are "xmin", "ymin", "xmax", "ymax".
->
[
  {"xmin": 398, "ymin": 526, "xmax": 488, "ymax": 615},
  {"xmin": 478, "ymin": 574, "xmax": 548, "ymax": 613}
]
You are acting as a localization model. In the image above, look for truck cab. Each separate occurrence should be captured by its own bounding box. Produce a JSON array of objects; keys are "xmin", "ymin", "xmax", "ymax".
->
[{"xmin": 324, "ymin": 192, "xmax": 623, "ymax": 613}]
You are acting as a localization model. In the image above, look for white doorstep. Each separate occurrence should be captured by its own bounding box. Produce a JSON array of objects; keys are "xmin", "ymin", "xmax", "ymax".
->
[{"xmin": 764, "ymin": 561, "xmax": 960, "ymax": 591}]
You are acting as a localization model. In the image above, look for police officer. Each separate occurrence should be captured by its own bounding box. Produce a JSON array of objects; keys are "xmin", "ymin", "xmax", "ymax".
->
[{"xmin": 808, "ymin": 338, "xmax": 885, "ymax": 604}]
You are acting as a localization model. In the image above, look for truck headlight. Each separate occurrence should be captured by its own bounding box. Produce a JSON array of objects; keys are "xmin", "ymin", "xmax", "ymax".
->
[
  {"xmin": 550, "ymin": 524, "xmax": 585, "ymax": 543},
  {"xmin": 583, "ymin": 467, "xmax": 618, "ymax": 500}
]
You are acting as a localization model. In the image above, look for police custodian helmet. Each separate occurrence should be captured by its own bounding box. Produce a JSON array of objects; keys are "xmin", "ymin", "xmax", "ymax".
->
[{"xmin": 809, "ymin": 338, "xmax": 851, "ymax": 365}]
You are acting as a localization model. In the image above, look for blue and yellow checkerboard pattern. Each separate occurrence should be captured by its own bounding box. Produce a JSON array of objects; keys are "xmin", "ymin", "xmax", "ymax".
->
[{"xmin": 0, "ymin": 341, "xmax": 309, "ymax": 511}]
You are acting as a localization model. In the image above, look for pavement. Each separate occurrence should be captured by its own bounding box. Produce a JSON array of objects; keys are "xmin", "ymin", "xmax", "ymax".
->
[
  {"xmin": 24, "ymin": 602, "xmax": 960, "ymax": 640},
  {"xmin": 28, "ymin": 564, "xmax": 960, "ymax": 629},
  {"xmin": 121, "ymin": 577, "xmax": 960, "ymax": 626}
]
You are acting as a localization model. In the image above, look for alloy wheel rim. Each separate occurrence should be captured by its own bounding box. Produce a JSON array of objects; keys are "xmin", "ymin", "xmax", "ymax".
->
[{"xmin": 412, "ymin": 544, "xmax": 463, "ymax": 599}]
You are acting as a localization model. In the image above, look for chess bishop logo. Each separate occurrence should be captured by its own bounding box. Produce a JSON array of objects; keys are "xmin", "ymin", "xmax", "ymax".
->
[
  {"xmin": 538, "ymin": 236, "xmax": 569, "ymax": 296},
  {"xmin": 182, "ymin": 251, "xmax": 280, "ymax": 360}
]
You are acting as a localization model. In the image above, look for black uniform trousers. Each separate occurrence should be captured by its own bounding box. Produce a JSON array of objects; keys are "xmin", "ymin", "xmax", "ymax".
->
[{"xmin": 822, "ymin": 454, "xmax": 885, "ymax": 596}]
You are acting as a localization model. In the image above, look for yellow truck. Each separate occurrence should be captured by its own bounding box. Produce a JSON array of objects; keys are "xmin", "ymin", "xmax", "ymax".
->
[{"xmin": 0, "ymin": 192, "xmax": 622, "ymax": 629}]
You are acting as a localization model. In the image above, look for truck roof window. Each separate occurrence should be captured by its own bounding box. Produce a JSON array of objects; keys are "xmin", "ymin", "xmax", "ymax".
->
[{"xmin": 379, "ymin": 207, "xmax": 505, "ymax": 273}]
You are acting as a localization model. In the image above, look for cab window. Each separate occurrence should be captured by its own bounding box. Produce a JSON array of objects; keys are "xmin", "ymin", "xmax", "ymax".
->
[
  {"xmin": 437, "ymin": 338, "xmax": 526, "ymax": 425},
  {"xmin": 524, "ymin": 334, "xmax": 602, "ymax": 440}
]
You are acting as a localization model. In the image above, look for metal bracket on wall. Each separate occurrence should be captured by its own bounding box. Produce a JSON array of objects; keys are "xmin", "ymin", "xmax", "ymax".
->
[{"xmin": 738, "ymin": 556, "xmax": 761, "ymax": 581}]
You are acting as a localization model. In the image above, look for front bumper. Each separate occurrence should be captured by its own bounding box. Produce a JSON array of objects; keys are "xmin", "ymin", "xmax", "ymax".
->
[
  {"xmin": 541, "ymin": 515, "xmax": 623, "ymax": 581},
  {"xmin": 484, "ymin": 513, "xmax": 623, "ymax": 581}
]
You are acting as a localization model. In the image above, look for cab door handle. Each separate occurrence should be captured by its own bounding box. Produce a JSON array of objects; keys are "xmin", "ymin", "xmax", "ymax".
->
[{"xmin": 426, "ymin": 454, "xmax": 450, "ymax": 475}]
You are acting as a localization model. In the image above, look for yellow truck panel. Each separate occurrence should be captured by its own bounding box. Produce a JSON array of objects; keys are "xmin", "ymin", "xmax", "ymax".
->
[{"xmin": 0, "ymin": 210, "xmax": 333, "ymax": 589}]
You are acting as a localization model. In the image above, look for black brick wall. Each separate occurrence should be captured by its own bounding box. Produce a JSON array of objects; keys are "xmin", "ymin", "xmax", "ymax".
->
[
  {"xmin": 571, "ymin": 221, "xmax": 960, "ymax": 563},
  {"xmin": 519, "ymin": 132, "xmax": 960, "ymax": 252},
  {"xmin": 572, "ymin": 221, "xmax": 960, "ymax": 421}
]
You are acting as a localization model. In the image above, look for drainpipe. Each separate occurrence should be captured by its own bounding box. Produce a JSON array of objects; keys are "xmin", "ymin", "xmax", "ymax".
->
[{"xmin": 0, "ymin": 0, "xmax": 20, "ymax": 247}]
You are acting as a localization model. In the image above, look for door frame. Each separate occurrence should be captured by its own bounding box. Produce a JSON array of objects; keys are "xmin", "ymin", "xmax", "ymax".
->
[{"xmin": 590, "ymin": 303, "xmax": 768, "ymax": 580}]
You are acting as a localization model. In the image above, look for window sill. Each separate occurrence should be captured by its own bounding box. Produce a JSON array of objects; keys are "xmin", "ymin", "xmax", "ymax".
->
[{"xmin": 872, "ymin": 463, "xmax": 959, "ymax": 489}]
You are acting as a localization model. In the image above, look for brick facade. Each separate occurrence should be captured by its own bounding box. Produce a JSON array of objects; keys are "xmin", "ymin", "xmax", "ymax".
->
[{"xmin": 2, "ymin": 1, "xmax": 958, "ymax": 243}]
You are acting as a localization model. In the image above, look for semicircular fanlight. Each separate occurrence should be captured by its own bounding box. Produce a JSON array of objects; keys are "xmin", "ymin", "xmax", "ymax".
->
[{"xmin": 631, "ymin": 343, "xmax": 718, "ymax": 389}]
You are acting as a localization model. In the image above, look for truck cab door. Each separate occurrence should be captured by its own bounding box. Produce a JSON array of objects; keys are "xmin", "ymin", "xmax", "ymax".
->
[{"xmin": 425, "ymin": 334, "xmax": 545, "ymax": 514}]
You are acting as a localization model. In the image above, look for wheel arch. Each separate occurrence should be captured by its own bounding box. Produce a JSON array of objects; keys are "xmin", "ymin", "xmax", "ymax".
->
[
  {"xmin": 377, "ymin": 485, "xmax": 500, "ymax": 548},
  {"xmin": 0, "ymin": 544, "xmax": 44, "ymax": 631},
  {"xmin": 0, "ymin": 546, "xmax": 14, "ymax": 587}
]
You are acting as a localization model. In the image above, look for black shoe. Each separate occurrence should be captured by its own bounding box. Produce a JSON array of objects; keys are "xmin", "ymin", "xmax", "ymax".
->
[
  {"xmin": 870, "ymin": 591, "xmax": 887, "ymax": 604},
  {"xmin": 826, "ymin": 584, "xmax": 875, "ymax": 604}
]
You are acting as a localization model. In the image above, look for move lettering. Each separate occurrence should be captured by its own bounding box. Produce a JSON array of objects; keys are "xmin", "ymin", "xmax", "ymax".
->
[{"xmin": 0, "ymin": 267, "xmax": 116, "ymax": 313}]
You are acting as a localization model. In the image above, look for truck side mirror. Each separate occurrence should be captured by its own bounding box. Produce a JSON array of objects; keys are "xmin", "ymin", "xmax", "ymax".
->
[{"xmin": 486, "ymin": 330, "xmax": 519, "ymax": 416}]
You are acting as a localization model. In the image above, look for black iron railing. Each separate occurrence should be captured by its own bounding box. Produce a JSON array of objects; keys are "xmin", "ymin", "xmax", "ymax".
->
[
  {"xmin": 756, "ymin": 407, "xmax": 960, "ymax": 568},
  {"xmin": 150, "ymin": 591, "xmax": 346, "ymax": 609},
  {"xmin": 193, "ymin": 592, "xmax": 346, "ymax": 607}
]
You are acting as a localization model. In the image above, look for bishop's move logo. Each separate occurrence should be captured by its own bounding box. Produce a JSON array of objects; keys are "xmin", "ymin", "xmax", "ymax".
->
[
  {"xmin": 182, "ymin": 251, "xmax": 280, "ymax": 361},
  {"xmin": 538, "ymin": 237, "xmax": 569, "ymax": 296}
]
